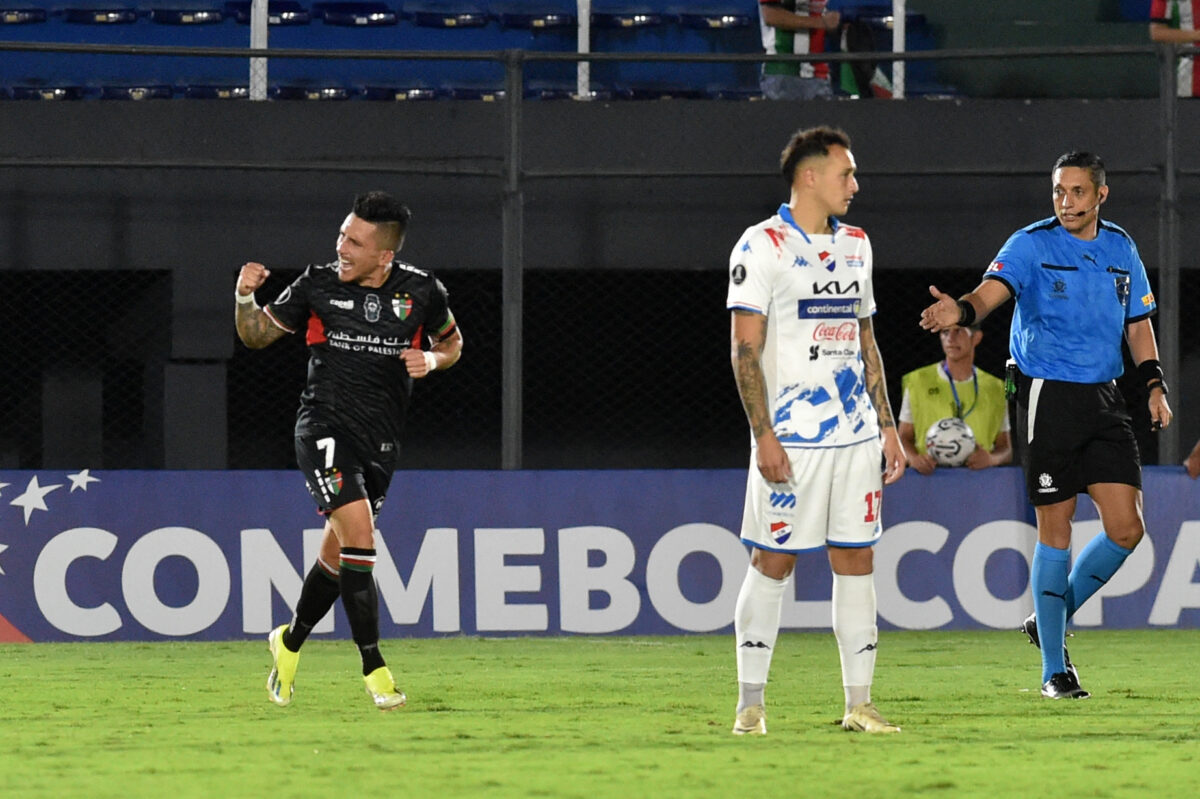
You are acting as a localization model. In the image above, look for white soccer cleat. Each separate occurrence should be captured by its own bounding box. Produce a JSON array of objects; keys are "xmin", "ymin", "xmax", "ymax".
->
[
  {"xmin": 732, "ymin": 704, "xmax": 767, "ymax": 735},
  {"xmin": 841, "ymin": 702, "xmax": 900, "ymax": 734}
]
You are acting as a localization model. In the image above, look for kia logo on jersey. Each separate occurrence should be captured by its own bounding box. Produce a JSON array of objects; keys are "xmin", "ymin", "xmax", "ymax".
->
[{"xmin": 812, "ymin": 280, "xmax": 860, "ymax": 295}]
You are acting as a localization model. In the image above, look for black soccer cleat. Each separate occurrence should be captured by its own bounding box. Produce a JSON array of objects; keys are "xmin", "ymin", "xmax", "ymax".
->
[
  {"xmin": 1020, "ymin": 613, "xmax": 1079, "ymax": 682},
  {"xmin": 1041, "ymin": 670, "xmax": 1090, "ymax": 700}
]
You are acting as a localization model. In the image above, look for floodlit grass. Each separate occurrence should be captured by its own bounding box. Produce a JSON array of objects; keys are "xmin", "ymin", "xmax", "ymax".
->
[{"xmin": 1, "ymin": 631, "xmax": 1197, "ymax": 799}]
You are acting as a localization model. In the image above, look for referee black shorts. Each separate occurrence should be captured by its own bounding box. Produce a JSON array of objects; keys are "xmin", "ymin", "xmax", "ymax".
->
[
  {"xmin": 295, "ymin": 430, "xmax": 395, "ymax": 517},
  {"xmin": 1013, "ymin": 372, "xmax": 1141, "ymax": 506}
]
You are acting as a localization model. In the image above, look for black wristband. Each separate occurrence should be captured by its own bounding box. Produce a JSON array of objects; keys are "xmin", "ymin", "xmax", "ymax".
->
[
  {"xmin": 956, "ymin": 299, "xmax": 976, "ymax": 327},
  {"xmin": 1137, "ymin": 359, "xmax": 1164, "ymax": 384},
  {"xmin": 1147, "ymin": 379, "xmax": 1168, "ymax": 396}
]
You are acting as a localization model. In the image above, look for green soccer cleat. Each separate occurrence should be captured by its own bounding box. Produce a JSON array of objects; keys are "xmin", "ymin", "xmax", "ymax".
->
[
  {"xmin": 363, "ymin": 666, "xmax": 407, "ymax": 711},
  {"xmin": 841, "ymin": 702, "xmax": 901, "ymax": 734},
  {"xmin": 267, "ymin": 625, "xmax": 299, "ymax": 707},
  {"xmin": 731, "ymin": 704, "xmax": 767, "ymax": 735}
]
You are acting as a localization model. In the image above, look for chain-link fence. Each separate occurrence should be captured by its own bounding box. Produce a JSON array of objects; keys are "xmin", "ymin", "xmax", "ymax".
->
[
  {"xmin": 0, "ymin": 270, "xmax": 170, "ymax": 469},
  {"xmin": 3, "ymin": 262, "xmax": 1184, "ymax": 471}
]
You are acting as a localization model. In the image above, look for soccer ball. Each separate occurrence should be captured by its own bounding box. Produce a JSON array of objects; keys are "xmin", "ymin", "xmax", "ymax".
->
[{"xmin": 924, "ymin": 417, "xmax": 976, "ymax": 467}]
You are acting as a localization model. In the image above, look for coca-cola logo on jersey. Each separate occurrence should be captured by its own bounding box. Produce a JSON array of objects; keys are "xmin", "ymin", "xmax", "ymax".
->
[{"xmin": 812, "ymin": 322, "xmax": 857, "ymax": 342}]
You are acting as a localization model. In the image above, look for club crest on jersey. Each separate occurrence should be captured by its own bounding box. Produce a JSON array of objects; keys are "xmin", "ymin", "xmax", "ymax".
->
[
  {"xmin": 818, "ymin": 250, "xmax": 837, "ymax": 271},
  {"xmin": 364, "ymin": 293, "xmax": 381, "ymax": 323},
  {"xmin": 393, "ymin": 292, "xmax": 413, "ymax": 320},
  {"xmin": 769, "ymin": 521, "xmax": 792, "ymax": 545}
]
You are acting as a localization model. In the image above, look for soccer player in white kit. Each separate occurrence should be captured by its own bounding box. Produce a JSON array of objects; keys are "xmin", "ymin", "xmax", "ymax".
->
[{"xmin": 726, "ymin": 126, "xmax": 907, "ymax": 735}]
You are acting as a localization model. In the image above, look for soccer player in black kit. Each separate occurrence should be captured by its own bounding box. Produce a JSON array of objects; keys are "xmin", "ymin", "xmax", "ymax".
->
[{"xmin": 235, "ymin": 191, "xmax": 463, "ymax": 710}]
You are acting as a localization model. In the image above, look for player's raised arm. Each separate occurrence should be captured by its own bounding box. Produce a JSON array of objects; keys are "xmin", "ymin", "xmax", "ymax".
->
[{"xmin": 234, "ymin": 262, "xmax": 286, "ymax": 349}]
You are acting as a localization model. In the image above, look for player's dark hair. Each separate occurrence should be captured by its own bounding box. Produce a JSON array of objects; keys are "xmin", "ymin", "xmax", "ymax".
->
[
  {"xmin": 1052, "ymin": 151, "xmax": 1106, "ymax": 189},
  {"xmin": 780, "ymin": 126, "xmax": 852, "ymax": 184},
  {"xmin": 352, "ymin": 191, "xmax": 411, "ymax": 251}
]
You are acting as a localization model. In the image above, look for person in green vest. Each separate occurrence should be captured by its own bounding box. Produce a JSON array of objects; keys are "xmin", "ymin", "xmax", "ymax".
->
[{"xmin": 898, "ymin": 324, "xmax": 1012, "ymax": 474}]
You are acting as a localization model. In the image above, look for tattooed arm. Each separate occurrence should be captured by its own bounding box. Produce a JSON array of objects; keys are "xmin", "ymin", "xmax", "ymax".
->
[
  {"xmin": 235, "ymin": 262, "xmax": 287, "ymax": 349},
  {"xmin": 860, "ymin": 316, "xmax": 907, "ymax": 485},
  {"xmin": 731, "ymin": 309, "xmax": 791, "ymax": 483}
]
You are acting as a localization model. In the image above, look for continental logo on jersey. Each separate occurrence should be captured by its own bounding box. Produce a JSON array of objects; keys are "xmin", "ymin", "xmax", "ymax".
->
[
  {"xmin": 798, "ymin": 299, "xmax": 859, "ymax": 318},
  {"xmin": 393, "ymin": 292, "xmax": 413, "ymax": 320},
  {"xmin": 1141, "ymin": 291, "xmax": 1155, "ymax": 307},
  {"xmin": 987, "ymin": 261, "xmax": 1004, "ymax": 272}
]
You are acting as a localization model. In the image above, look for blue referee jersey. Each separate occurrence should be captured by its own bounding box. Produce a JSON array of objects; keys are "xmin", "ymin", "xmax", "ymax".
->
[{"xmin": 983, "ymin": 217, "xmax": 1156, "ymax": 383}]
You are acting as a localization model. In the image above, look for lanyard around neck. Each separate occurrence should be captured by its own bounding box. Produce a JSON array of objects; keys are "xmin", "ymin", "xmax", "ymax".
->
[{"xmin": 942, "ymin": 362, "xmax": 978, "ymax": 419}]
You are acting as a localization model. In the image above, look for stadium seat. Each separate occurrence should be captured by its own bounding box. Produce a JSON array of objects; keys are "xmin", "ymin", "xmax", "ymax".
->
[
  {"xmin": 490, "ymin": 1, "xmax": 574, "ymax": 30},
  {"xmin": 311, "ymin": 1, "xmax": 396, "ymax": 25},
  {"xmin": 59, "ymin": 6, "xmax": 140, "ymax": 24},
  {"xmin": 269, "ymin": 82, "xmax": 357, "ymax": 98},
  {"xmin": 182, "ymin": 83, "xmax": 251, "ymax": 98},
  {"xmin": 149, "ymin": 6, "xmax": 225, "ymax": 24},
  {"xmin": 225, "ymin": 0, "xmax": 312, "ymax": 24},
  {"xmin": 97, "ymin": 83, "xmax": 175, "ymax": 99},
  {"xmin": 361, "ymin": 83, "xmax": 443, "ymax": 100},
  {"xmin": 400, "ymin": 0, "xmax": 488, "ymax": 28},
  {"xmin": 1, "ymin": 7, "xmax": 47, "ymax": 23},
  {"xmin": 6, "ymin": 84, "xmax": 87, "ymax": 100}
]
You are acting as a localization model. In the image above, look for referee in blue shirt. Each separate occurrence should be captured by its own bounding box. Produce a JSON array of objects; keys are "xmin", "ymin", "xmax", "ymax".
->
[{"xmin": 919, "ymin": 152, "xmax": 1172, "ymax": 700}]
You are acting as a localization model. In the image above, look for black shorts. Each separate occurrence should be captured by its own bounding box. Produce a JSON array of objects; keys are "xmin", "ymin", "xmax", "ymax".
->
[
  {"xmin": 295, "ymin": 431, "xmax": 395, "ymax": 517},
  {"xmin": 1013, "ymin": 374, "xmax": 1141, "ymax": 506}
]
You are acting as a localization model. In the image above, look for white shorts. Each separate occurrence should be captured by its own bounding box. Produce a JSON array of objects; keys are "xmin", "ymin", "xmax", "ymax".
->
[{"xmin": 739, "ymin": 438, "xmax": 884, "ymax": 553}]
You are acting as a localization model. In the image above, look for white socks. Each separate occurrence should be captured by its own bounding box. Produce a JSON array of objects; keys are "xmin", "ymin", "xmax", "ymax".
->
[
  {"xmin": 832, "ymin": 572, "xmax": 878, "ymax": 712},
  {"xmin": 734, "ymin": 567, "xmax": 788, "ymax": 710}
]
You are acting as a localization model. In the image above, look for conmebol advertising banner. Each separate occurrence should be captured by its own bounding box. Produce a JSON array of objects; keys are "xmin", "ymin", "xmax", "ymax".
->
[{"xmin": 0, "ymin": 468, "xmax": 1197, "ymax": 642}]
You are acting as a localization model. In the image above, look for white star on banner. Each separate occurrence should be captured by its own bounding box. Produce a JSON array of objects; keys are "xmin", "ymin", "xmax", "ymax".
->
[
  {"xmin": 0, "ymin": 543, "xmax": 7, "ymax": 575},
  {"xmin": 11, "ymin": 476, "xmax": 63, "ymax": 526},
  {"xmin": 68, "ymin": 469, "xmax": 100, "ymax": 493}
]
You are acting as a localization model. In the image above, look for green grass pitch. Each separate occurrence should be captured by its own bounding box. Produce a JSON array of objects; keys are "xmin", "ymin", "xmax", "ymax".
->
[{"xmin": 2, "ymin": 630, "xmax": 1197, "ymax": 799}]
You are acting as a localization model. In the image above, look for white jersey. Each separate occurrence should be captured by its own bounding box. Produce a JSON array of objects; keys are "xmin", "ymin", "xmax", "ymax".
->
[{"xmin": 726, "ymin": 204, "xmax": 879, "ymax": 449}]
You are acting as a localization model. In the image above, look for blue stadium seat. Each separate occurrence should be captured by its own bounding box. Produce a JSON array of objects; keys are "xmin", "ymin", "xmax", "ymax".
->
[
  {"xmin": 361, "ymin": 83, "xmax": 443, "ymax": 99},
  {"xmin": 491, "ymin": 0, "xmax": 574, "ymax": 30},
  {"xmin": 182, "ymin": 83, "xmax": 251, "ymax": 98},
  {"xmin": 311, "ymin": 1, "xmax": 396, "ymax": 25},
  {"xmin": 59, "ymin": 5, "xmax": 140, "ymax": 24},
  {"xmin": 224, "ymin": 0, "xmax": 312, "ymax": 24},
  {"xmin": 269, "ymin": 81, "xmax": 358, "ymax": 98},
  {"xmin": 98, "ymin": 83, "xmax": 175, "ymax": 98},
  {"xmin": 401, "ymin": 0, "xmax": 488, "ymax": 28},
  {"xmin": 1, "ymin": 7, "xmax": 47, "ymax": 23},
  {"xmin": 149, "ymin": 6, "xmax": 225, "ymax": 24},
  {"xmin": 6, "ymin": 84, "xmax": 88, "ymax": 100}
]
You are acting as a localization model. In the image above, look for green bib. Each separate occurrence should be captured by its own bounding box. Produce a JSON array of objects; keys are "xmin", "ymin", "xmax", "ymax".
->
[{"xmin": 902, "ymin": 363, "xmax": 1007, "ymax": 455}]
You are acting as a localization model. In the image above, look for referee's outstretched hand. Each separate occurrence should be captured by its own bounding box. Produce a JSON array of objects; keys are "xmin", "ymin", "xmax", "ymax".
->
[{"xmin": 919, "ymin": 285, "xmax": 959, "ymax": 332}]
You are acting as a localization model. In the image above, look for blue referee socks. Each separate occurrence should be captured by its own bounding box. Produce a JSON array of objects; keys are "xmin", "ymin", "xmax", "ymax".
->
[
  {"xmin": 1032, "ymin": 542, "xmax": 1070, "ymax": 682},
  {"xmin": 1066, "ymin": 532, "xmax": 1133, "ymax": 619}
]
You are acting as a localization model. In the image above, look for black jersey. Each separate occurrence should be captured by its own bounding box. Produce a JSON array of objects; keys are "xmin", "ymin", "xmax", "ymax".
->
[{"xmin": 264, "ymin": 260, "xmax": 456, "ymax": 450}]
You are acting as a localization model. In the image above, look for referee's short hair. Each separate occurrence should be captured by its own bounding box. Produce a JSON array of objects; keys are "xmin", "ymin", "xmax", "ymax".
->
[
  {"xmin": 1052, "ymin": 151, "xmax": 1106, "ymax": 189},
  {"xmin": 352, "ymin": 191, "xmax": 412, "ymax": 251},
  {"xmin": 780, "ymin": 126, "xmax": 852, "ymax": 184}
]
